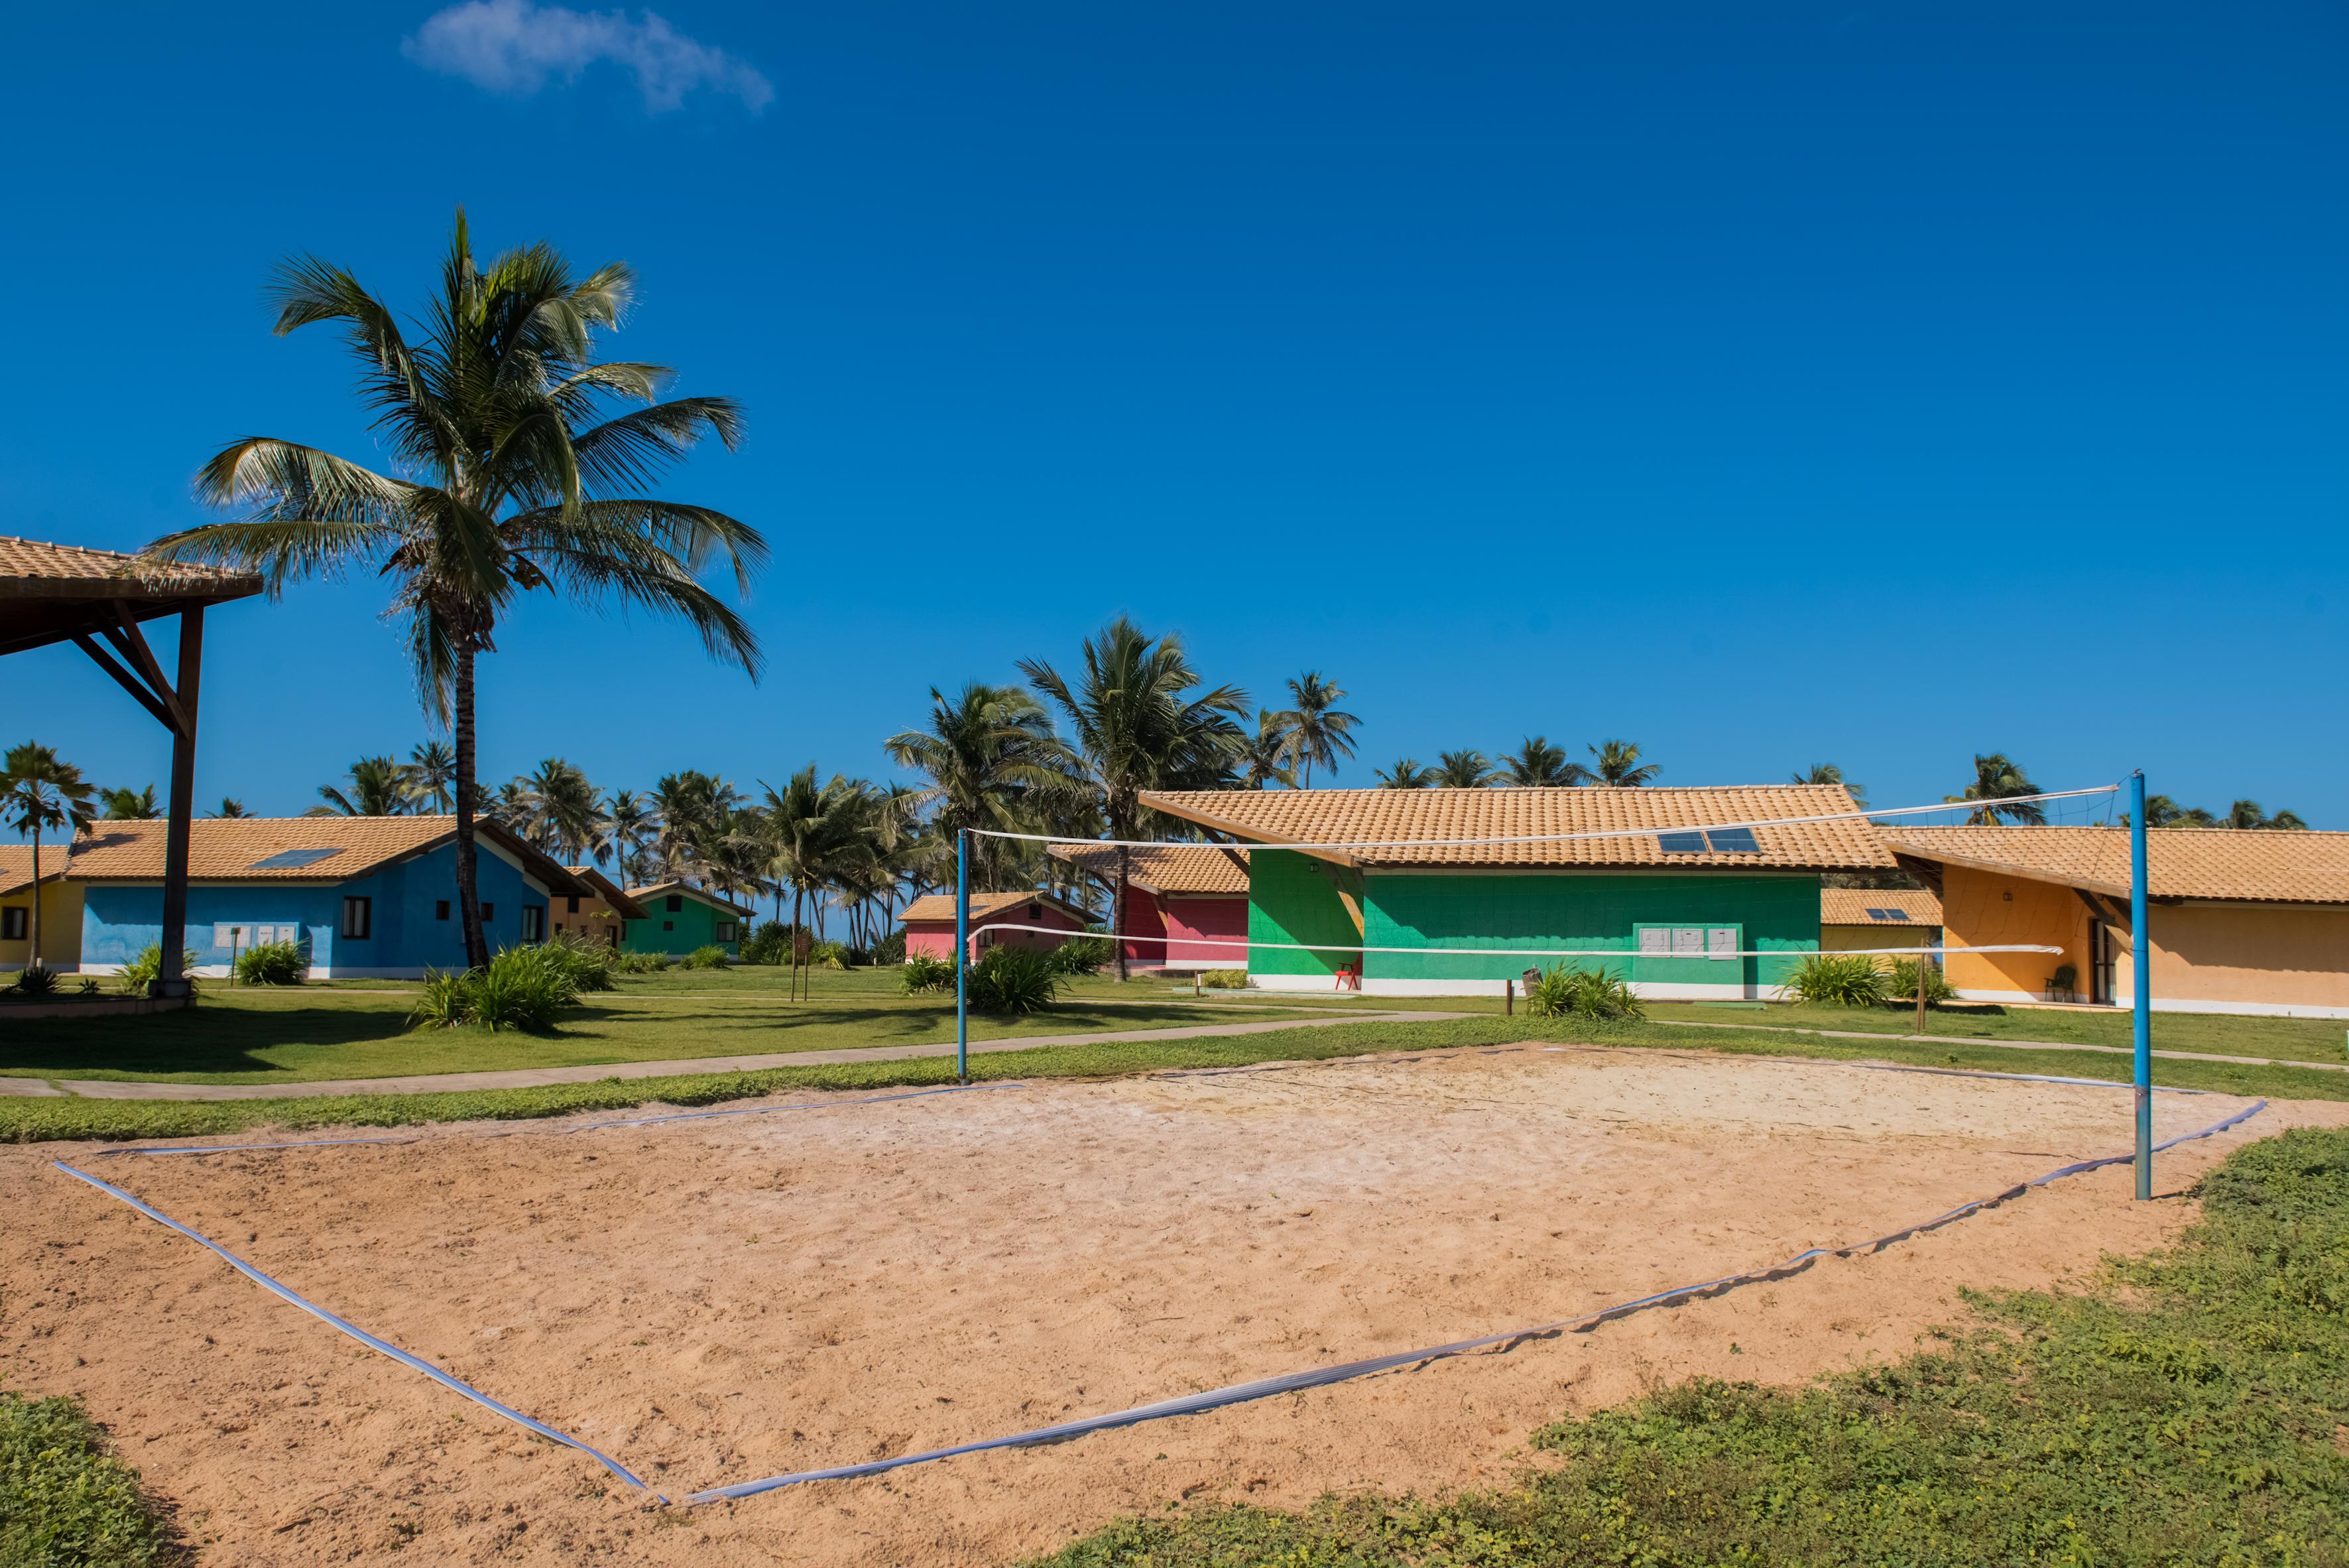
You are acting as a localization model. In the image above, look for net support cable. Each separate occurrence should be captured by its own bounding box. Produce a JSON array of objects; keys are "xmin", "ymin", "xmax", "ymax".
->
[
  {"xmin": 969, "ymin": 922, "xmax": 2059, "ymax": 961},
  {"xmin": 689, "ymin": 1087, "xmax": 2263, "ymax": 1504}
]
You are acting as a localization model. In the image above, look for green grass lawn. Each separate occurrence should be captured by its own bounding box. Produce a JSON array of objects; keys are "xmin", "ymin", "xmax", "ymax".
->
[
  {"xmin": 1645, "ymin": 997, "xmax": 2349, "ymax": 1066},
  {"xmin": 1028, "ymin": 1126, "xmax": 2349, "ymax": 1567},
  {"xmin": 0, "ymin": 966, "xmax": 1319, "ymax": 1085}
]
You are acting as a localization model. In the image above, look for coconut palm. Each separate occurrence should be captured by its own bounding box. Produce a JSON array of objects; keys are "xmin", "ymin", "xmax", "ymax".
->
[
  {"xmin": 648, "ymin": 770, "xmax": 741, "ymax": 884},
  {"xmin": 511, "ymin": 757, "xmax": 608, "ymax": 863},
  {"xmin": 1792, "ymin": 763, "xmax": 1868, "ymax": 810},
  {"xmin": 1273, "ymin": 672, "xmax": 1360, "ymax": 788},
  {"xmin": 141, "ymin": 212, "xmax": 764, "ymax": 966},
  {"xmin": 1236, "ymin": 709, "xmax": 1299, "ymax": 790},
  {"xmin": 760, "ymin": 766, "xmax": 877, "ymax": 998},
  {"xmin": 1588, "ymin": 739, "xmax": 1658, "ymax": 787},
  {"xmin": 883, "ymin": 683, "xmax": 1078, "ymax": 893},
  {"xmin": 605, "ymin": 789, "xmax": 657, "ymax": 880},
  {"xmin": 403, "ymin": 740, "xmax": 457, "ymax": 813},
  {"xmin": 1499, "ymin": 737, "xmax": 1588, "ymax": 788},
  {"xmin": 1433, "ymin": 749, "xmax": 1496, "ymax": 788},
  {"xmin": 1947, "ymin": 753, "xmax": 2045, "ymax": 825},
  {"xmin": 100, "ymin": 784, "xmax": 161, "ymax": 820},
  {"xmin": 1375, "ymin": 758, "xmax": 1433, "ymax": 788},
  {"xmin": 313, "ymin": 756, "xmax": 412, "ymax": 816},
  {"xmin": 0, "ymin": 743, "xmax": 96, "ymax": 971},
  {"xmin": 1021, "ymin": 617, "xmax": 1246, "ymax": 980},
  {"xmin": 210, "ymin": 798, "xmax": 250, "ymax": 818},
  {"xmin": 2219, "ymin": 800, "xmax": 2309, "ymax": 831}
]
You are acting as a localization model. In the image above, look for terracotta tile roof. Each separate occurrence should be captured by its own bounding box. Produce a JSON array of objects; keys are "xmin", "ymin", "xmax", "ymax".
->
[
  {"xmin": 565, "ymin": 865, "xmax": 650, "ymax": 921},
  {"xmin": 1884, "ymin": 825, "xmax": 2349, "ymax": 906},
  {"xmin": 0, "ymin": 535, "xmax": 260, "ymax": 593},
  {"xmin": 0, "ymin": 845, "xmax": 72, "ymax": 898},
  {"xmin": 66, "ymin": 816, "xmax": 591, "ymax": 894},
  {"xmin": 1048, "ymin": 842, "xmax": 1251, "ymax": 895},
  {"xmin": 1821, "ymin": 886, "xmax": 1943, "ymax": 927},
  {"xmin": 1138, "ymin": 786, "xmax": 1890, "ymax": 871},
  {"xmin": 898, "ymin": 889, "xmax": 1093, "ymax": 925},
  {"xmin": 623, "ymin": 881, "xmax": 756, "ymax": 918}
]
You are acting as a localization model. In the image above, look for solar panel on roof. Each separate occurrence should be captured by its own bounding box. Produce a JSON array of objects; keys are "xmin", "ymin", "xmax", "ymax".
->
[
  {"xmin": 1656, "ymin": 831, "xmax": 1708, "ymax": 854},
  {"xmin": 1703, "ymin": 827, "xmax": 1760, "ymax": 853},
  {"xmin": 1878, "ymin": 906, "xmax": 1909, "ymax": 921},
  {"xmin": 247, "ymin": 847, "xmax": 345, "ymax": 871}
]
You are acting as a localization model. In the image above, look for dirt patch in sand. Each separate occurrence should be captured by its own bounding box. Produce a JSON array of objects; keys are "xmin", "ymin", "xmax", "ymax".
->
[{"xmin": 4, "ymin": 1045, "xmax": 2333, "ymax": 1565}]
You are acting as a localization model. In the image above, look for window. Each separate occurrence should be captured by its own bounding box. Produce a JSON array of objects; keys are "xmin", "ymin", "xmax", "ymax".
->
[
  {"xmin": 1638, "ymin": 925, "xmax": 1739, "ymax": 961},
  {"xmin": 1, "ymin": 906, "xmax": 25, "ymax": 941},
  {"xmin": 249, "ymin": 847, "xmax": 344, "ymax": 870},
  {"xmin": 715, "ymin": 920, "xmax": 738, "ymax": 942},
  {"xmin": 1655, "ymin": 828, "xmax": 1761, "ymax": 855},
  {"xmin": 666, "ymin": 894, "xmax": 683, "ymax": 913},
  {"xmin": 480, "ymin": 902, "xmax": 495, "ymax": 922},
  {"xmin": 340, "ymin": 896, "xmax": 372, "ymax": 939},
  {"xmin": 520, "ymin": 906, "xmax": 545, "ymax": 941},
  {"xmin": 564, "ymin": 896, "xmax": 578, "ymax": 914},
  {"xmin": 435, "ymin": 899, "xmax": 450, "ymax": 921},
  {"xmin": 662, "ymin": 920, "xmax": 675, "ymax": 932}
]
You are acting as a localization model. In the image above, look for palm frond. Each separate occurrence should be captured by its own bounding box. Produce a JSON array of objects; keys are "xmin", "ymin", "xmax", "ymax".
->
[{"xmin": 570, "ymin": 397, "xmax": 747, "ymax": 493}]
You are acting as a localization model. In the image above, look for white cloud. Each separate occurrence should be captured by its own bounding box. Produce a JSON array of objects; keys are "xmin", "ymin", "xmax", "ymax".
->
[{"xmin": 404, "ymin": 0, "xmax": 774, "ymax": 114}]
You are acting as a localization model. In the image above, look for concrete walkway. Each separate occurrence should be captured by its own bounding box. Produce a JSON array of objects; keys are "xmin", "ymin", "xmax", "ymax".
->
[
  {"xmin": 1654, "ymin": 1016, "xmax": 2349, "ymax": 1075},
  {"xmin": 0, "ymin": 1009, "xmax": 1468, "ymax": 1102}
]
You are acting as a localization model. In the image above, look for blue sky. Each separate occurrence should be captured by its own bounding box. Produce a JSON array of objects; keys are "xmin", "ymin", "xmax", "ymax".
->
[{"xmin": 5, "ymin": 1, "xmax": 2344, "ymax": 829}]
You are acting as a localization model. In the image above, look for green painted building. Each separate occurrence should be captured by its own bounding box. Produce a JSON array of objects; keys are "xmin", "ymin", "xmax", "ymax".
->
[
  {"xmin": 1142, "ymin": 785, "xmax": 1892, "ymax": 998},
  {"xmin": 623, "ymin": 880, "xmax": 754, "ymax": 958}
]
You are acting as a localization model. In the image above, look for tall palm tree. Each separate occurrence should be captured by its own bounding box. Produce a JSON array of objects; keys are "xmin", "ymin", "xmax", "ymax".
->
[
  {"xmin": 1374, "ymin": 758, "xmax": 1433, "ymax": 788},
  {"xmin": 1792, "ymin": 763, "xmax": 1868, "ymax": 810},
  {"xmin": 1588, "ymin": 739, "xmax": 1658, "ymax": 787},
  {"xmin": 313, "ymin": 756, "xmax": 412, "ymax": 815},
  {"xmin": 1498, "ymin": 737, "xmax": 1588, "ymax": 788},
  {"xmin": 760, "ymin": 766, "xmax": 876, "ymax": 998},
  {"xmin": 141, "ymin": 211, "xmax": 764, "ymax": 967},
  {"xmin": 509, "ymin": 757, "xmax": 609, "ymax": 862},
  {"xmin": 1, "ymin": 743, "xmax": 96, "ymax": 971},
  {"xmin": 1236, "ymin": 709, "xmax": 1299, "ymax": 790},
  {"xmin": 403, "ymin": 740, "xmax": 458, "ymax": 813},
  {"xmin": 2217, "ymin": 800, "xmax": 2308, "ymax": 831},
  {"xmin": 1433, "ymin": 749, "xmax": 1496, "ymax": 788},
  {"xmin": 883, "ymin": 683, "xmax": 1077, "ymax": 893},
  {"xmin": 100, "ymin": 784, "xmax": 161, "ymax": 819},
  {"xmin": 1948, "ymin": 753, "xmax": 2045, "ymax": 825},
  {"xmin": 1021, "ymin": 617, "xmax": 1246, "ymax": 980},
  {"xmin": 1273, "ymin": 672, "xmax": 1360, "ymax": 788},
  {"xmin": 605, "ymin": 789, "xmax": 657, "ymax": 880},
  {"xmin": 648, "ymin": 770, "xmax": 740, "ymax": 884}
]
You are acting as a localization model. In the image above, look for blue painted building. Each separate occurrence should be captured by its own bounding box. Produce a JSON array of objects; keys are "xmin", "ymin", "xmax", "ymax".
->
[{"xmin": 70, "ymin": 817, "xmax": 595, "ymax": 979}]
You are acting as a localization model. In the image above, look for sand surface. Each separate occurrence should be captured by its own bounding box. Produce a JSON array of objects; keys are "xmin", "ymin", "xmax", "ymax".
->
[{"xmin": 4, "ymin": 1044, "xmax": 2334, "ymax": 1566}]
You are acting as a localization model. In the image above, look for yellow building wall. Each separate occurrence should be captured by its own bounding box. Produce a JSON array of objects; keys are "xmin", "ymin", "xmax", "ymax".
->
[
  {"xmin": 550, "ymin": 892, "xmax": 629, "ymax": 947},
  {"xmin": 2118, "ymin": 903, "xmax": 2349, "ymax": 1016},
  {"xmin": 1939, "ymin": 865, "xmax": 2092, "ymax": 998},
  {"xmin": 1821, "ymin": 923, "xmax": 1941, "ymax": 957},
  {"xmin": 0, "ymin": 880, "xmax": 86, "ymax": 970}
]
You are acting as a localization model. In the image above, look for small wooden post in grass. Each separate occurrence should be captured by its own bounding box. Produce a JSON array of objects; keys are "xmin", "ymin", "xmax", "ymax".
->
[
  {"xmin": 1504, "ymin": 977, "xmax": 1513, "ymax": 1016},
  {"xmin": 1916, "ymin": 946, "xmax": 1929, "ymax": 1036}
]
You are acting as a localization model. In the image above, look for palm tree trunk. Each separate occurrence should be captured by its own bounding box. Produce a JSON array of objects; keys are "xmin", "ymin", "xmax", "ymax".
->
[
  {"xmin": 453, "ymin": 644, "xmax": 489, "ymax": 969},
  {"xmin": 791, "ymin": 884, "xmax": 804, "ymax": 1001},
  {"xmin": 1114, "ymin": 844, "xmax": 1130, "ymax": 983},
  {"xmin": 26, "ymin": 815, "xmax": 41, "ymax": 971}
]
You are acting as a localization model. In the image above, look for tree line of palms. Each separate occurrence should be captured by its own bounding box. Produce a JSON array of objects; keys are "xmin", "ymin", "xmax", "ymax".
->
[{"xmin": 1372, "ymin": 738, "xmax": 1660, "ymax": 789}]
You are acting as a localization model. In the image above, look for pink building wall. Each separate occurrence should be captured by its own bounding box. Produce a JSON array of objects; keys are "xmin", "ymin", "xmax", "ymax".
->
[
  {"xmin": 1119, "ymin": 886, "xmax": 1248, "ymax": 969},
  {"xmin": 905, "ymin": 900, "xmax": 1086, "ymax": 963}
]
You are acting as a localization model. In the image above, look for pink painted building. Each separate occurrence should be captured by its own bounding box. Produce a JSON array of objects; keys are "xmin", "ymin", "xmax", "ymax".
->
[
  {"xmin": 1050, "ymin": 843, "xmax": 1252, "ymax": 971},
  {"xmin": 898, "ymin": 888, "xmax": 1093, "ymax": 963}
]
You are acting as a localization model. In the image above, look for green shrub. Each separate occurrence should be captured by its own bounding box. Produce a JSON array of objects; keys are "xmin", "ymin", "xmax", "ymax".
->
[
  {"xmin": 965, "ymin": 945, "xmax": 1063, "ymax": 1014},
  {"xmin": 806, "ymin": 939, "xmax": 850, "ymax": 971},
  {"xmin": 900, "ymin": 953, "xmax": 955, "ymax": 994},
  {"xmin": 1524, "ymin": 963, "xmax": 1645, "ymax": 1020},
  {"xmin": 114, "ymin": 945, "xmax": 201, "ymax": 995},
  {"xmin": 1782, "ymin": 951, "xmax": 1888, "ymax": 1006},
  {"xmin": 0, "ymin": 1389, "xmax": 176, "ymax": 1567},
  {"xmin": 233, "ymin": 940, "xmax": 307, "ymax": 986},
  {"xmin": 679, "ymin": 944, "xmax": 731, "ymax": 971},
  {"xmin": 1887, "ymin": 956, "xmax": 1957, "ymax": 1005},
  {"xmin": 408, "ymin": 969, "xmax": 473, "ymax": 1029},
  {"xmin": 406, "ymin": 946, "xmax": 579, "ymax": 1032},
  {"xmin": 11, "ymin": 963, "xmax": 58, "ymax": 996},
  {"xmin": 76, "ymin": 978, "xmax": 98, "ymax": 995},
  {"xmin": 612, "ymin": 948, "xmax": 671, "ymax": 974},
  {"xmin": 871, "ymin": 928, "xmax": 906, "ymax": 965},
  {"xmin": 1198, "ymin": 969, "xmax": 1252, "ymax": 989},
  {"xmin": 1045, "ymin": 932, "xmax": 1114, "ymax": 975},
  {"xmin": 535, "ymin": 931, "xmax": 617, "ymax": 993},
  {"xmin": 740, "ymin": 920, "xmax": 790, "ymax": 965}
]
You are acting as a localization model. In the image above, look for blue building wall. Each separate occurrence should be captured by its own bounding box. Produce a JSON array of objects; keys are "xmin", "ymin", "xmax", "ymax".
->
[{"xmin": 80, "ymin": 841, "xmax": 552, "ymax": 977}]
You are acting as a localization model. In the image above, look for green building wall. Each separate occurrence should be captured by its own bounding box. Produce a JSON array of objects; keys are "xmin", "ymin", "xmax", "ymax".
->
[
  {"xmin": 624, "ymin": 890, "xmax": 746, "ymax": 957},
  {"xmin": 1246, "ymin": 852, "xmax": 1821, "ymax": 993}
]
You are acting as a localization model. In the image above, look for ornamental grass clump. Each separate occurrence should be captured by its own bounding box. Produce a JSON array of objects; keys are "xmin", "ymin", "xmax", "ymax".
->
[
  {"xmin": 115, "ymin": 944, "xmax": 200, "ymax": 995},
  {"xmin": 900, "ymin": 953, "xmax": 955, "ymax": 994},
  {"xmin": 965, "ymin": 945, "xmax": 1063, "ymax": 1014},
  {"xmin": 10, "ymin": 963, "xmax": 58, "ymax": 996},
  {"xmin": 1199, "ymin": 969, "xmax": 1252, "ymax": 989},
  {"xmin": 1888, "ymin": 956, "xmax": 1957, "ymax": 1006},
  {"xmin": 680, "ymin": 944, "xmax": 731, "ymax": 971},
  {"xmin": 1524, "ymin": 963, "xmax": 1644, "ymax": 1020},
  {"xmin": 233, "ymin": 940, "xmax": 307, "ymax": 986},
  {"xmin": 1045, "ymin": 932, "xmax": 1114, "ymax": 976},
  {"xmin": 406, "ymin": 945, "xmax": 581, "ymax": 1032},
  {"xmin": 536, "ymin": 930, "xmax": 617, "ymax": 993},
  {"xmin": 1783, "ymin": 951, "xmax": 1888, "ymax": 1006}
]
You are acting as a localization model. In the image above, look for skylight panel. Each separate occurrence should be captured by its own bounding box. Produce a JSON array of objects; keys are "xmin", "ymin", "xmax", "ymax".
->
[
  {"xmin": 1703, "ymin": 827, "xmax": 1761, "ymax": 854},
  {"xmin": 247, "ymin": 847, "xmax": 344, "ymax": 871}
]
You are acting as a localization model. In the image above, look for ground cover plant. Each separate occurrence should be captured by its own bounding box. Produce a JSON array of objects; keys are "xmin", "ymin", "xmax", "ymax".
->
[
  {"xmin": 966, "ymin": 945, "xmax": 1063, "ymax": 1013},
  {"xmin": 1523, "ymin": 963, "xmax": 1644, "ymax": 1020},
  {"xmin": 1030, "ymin": 1126, "xmax": 2349, "ymax": 1566},
  {"xmin": 0, "ymin": 1388, "xmax": 177, "ymax": 1567},
  {"xmin": 1197, "ymin": 969, "xmax": 1250, "ymax": 989}
]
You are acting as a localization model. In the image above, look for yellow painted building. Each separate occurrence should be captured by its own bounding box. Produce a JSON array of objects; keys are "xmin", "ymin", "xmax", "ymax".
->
[
  {"xmin": 1819, "ymin": 886, "xmax": 1942, "ymax": 957},
  {"xmin": 0, "ymin": 845, "xmax": 82, "ymax": 971},
  {"xmin": 556, "ymin": 865, "xmax": 649, "ymax": 947},
  {"xmin": 1886, "ymin": 826, "xmax": 2349, "ymax": 1018}
]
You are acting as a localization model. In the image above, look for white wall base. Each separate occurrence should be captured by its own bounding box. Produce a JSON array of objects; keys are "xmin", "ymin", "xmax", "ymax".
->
[
  {"xmin": 1955, "ymin": 987, "xmax": 2349, "ymax": 1020},
  {"xmin": 78, "ymin": 963, "xmax": 426, "ymax": 981}
]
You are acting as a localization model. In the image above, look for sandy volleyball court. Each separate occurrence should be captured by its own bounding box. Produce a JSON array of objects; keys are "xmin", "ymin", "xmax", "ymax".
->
[{"xmin": 5, "ymin": 1045, "xmax": 2334, "ymax": 1565}]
